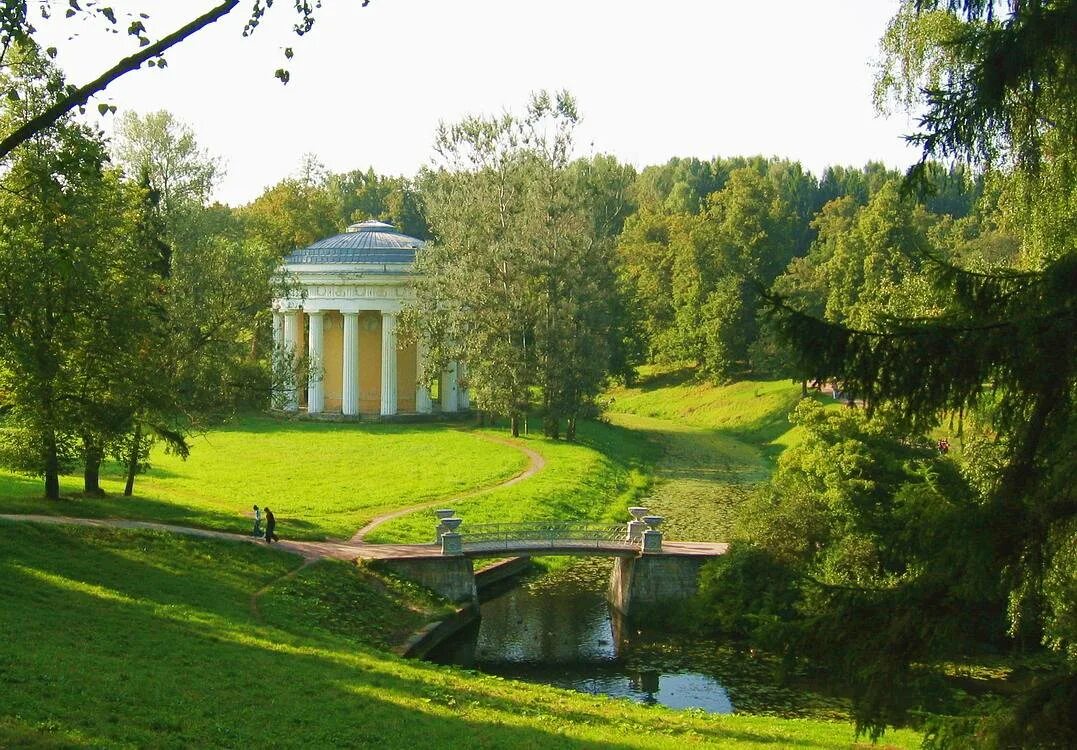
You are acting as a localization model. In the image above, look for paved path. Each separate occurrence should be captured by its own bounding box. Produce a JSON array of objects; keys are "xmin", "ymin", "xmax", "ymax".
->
[
  {"xmin": 0, "ymin": 513, "xmax": 725, "ymax": 561},
  {"xmin": 348, "ymin": 431, "xmax": 546, "ymax": 543},
  {"xmin": 0, "ymin": 513, "xmax": 375, "ymax": 561}
]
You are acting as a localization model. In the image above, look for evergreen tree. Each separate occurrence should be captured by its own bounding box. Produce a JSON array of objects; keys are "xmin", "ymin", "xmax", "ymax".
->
[{"xmin": 763, "ymin": 1, "xmax": 1077, "ymax": 742}]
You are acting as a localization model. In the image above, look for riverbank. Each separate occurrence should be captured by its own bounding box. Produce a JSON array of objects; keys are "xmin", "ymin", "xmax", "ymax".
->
[{"xmin": 0, "ymin": 520, "xmax": 921, "ymax": 748}]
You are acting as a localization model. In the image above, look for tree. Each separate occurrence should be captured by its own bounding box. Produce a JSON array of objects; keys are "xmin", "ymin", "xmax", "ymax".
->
[
  {"xmin": 113, "ymin": 110, "xmax": 220, "ymax": 239},
  {"xmin": 762, "ymin": 1, "xmax": 1077, "ymax": 743},
  {"xmin": 0, "ymin": 1, "xmax": 369, "ymax": 161},
  {"xmin": 109, "ymin": 108, "xmax": 282, "ymax": 495},
  {"xmin": 0, "ymin": 41, "xmax": 156, "ymax": 499},
  {"xmin": 410, "ymin": 92, "xmax": 623, "ymax": 438},
  {"xmin": 239, "ymin": 172, "xmax": 340, "ymax": 255}
]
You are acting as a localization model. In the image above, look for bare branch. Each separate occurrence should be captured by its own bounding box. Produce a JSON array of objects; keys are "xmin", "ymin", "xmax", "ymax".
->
[{"xmin": 0, "ymin": 1, "xmax": 240, "ymax": 162}]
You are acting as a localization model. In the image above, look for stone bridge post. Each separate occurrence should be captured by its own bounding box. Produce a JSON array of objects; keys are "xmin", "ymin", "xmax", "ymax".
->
[
  {"xmin": 608, "ymin": 554, "xmax": 708, "ymax": 618},
  {"xmin": 377, "ymin": 557, "xmax": 478, "ymax": 606}
]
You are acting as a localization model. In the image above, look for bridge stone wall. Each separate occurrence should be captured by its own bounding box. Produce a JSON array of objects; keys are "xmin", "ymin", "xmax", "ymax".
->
[
  {"xmin": 608, "ymin": 554, "xmax": 708, "ymax": 616},
  {"xmin": 377, "ymin": 556, "xmax": 478, "ymax": 606}
]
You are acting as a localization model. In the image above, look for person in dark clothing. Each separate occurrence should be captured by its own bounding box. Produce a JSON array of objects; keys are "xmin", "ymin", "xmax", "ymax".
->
[{"xmin": 264, "ymin": 507, "xmax": 278, "ymax": 543}]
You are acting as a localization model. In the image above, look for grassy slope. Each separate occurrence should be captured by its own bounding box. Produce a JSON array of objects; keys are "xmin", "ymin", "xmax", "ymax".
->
[
  {"xmin": 0, "ymin": 521, "xmax": 919, "ymax": 749},
  {"xmin": 597, "ymin": 368, "xmax": 820, "ymax": 543},
  {"xmin": 607, "ymin": 366, "xmax": 842, "ymax": 455},
  {"xmin": 366, "ymin": 419, "xmax": 658, "ymax": 543},
  {"xmin": 605, "ymin": 412, "xmax": 767, "ymax": 543},
  {"xmin": 0, "ymin": 416, "xmax": 525, "ymax": 541}
]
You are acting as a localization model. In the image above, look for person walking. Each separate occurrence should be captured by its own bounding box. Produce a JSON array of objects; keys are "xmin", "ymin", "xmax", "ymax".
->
[
  {"xmin": 251, "ymin": 505, "xmax": 262, "ymax": 537},
  {"xmin": 264, "ymin": 507, "xmax": 278, "ymax": 544}
]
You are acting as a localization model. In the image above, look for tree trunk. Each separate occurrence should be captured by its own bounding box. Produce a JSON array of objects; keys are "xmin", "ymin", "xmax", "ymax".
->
[
  {"xmin": 510, "ymin": 413, "xmax": 519, "ymax": 438},
  {"xmin": 566, "ymin": 415, "xmax": 576, "ymax": 442},
  {"xmin": 83, "ymin": 441, "xmax": 104, "ymax": 496},
  {"xmin": 801, "ymin": 379, "xmax": 808, "ymax": 397},
  {"xmin": 544, "ymin": 413, "xmax": 560, "ymax": 440},
  {"xmin": 124, "ymin": 423, "xmax": 142, "ymax": 497},
  {"xmin": 44, "ymin": 429, "xmax": 60, "ymax": 500}
]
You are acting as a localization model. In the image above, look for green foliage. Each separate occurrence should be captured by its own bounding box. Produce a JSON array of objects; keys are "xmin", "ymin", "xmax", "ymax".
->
[
  {"xmin": 410, "ymin": 92, "xmax": 629, "ymax": 438},
  {"xmin": 756, "ymin": 3, "xmax": 1077, "ymax": 742},
  {"xmin": 106, "ymin": 108, "xmax": 290, "ymax": 495},
  {"xmin": 695, "ymin": 545, "xmax": 800, "ymax": 643},
  {"xmin": 697, "ymin": 401, "xmax": 1009, "ymax": 737},
  {"xmin": 0, "ymin": 41, "xmax": 160, "ymax": 499},
  {"xmin": 113, "ymin": 110, "xmax": 220, "ymax": 231}
]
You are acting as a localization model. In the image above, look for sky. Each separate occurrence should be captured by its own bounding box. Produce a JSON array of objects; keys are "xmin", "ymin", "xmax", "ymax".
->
[{"xmin": 40, "ymin": 0, "xmax": 921, "ymax": 206}]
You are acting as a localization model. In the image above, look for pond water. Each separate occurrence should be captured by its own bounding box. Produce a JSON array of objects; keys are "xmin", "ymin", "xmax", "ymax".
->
[{"xmin": 425, "ymin": 558, "xmax": 734, "ymax": 713}]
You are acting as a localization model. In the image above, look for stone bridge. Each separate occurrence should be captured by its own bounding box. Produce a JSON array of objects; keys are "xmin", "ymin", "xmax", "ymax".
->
[{"xmin": 375, "ymin": 508, "xmax": 728, "ymax": 617}]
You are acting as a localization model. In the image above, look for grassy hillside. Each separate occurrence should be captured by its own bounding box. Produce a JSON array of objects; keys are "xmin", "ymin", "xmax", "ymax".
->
[
  {"xmin": 600, "ymin": 367, "xmax": 835, "ymax": 543},
  {"xmin": 605, "ymin": 412, "xmax": 767, "ymax": 543},
  {"xmin": 608, "ymin": 367, "xmax": 834, "ymax": 457},
  {"xmin": 0, "ymin": 521, "xmax": 920, "ymax": 749},
  {"xmin": 367, "ymin": 420, "xmax": 658, "ymax": 543},
  {"xmin": 0, "ymin": 417, "xmax": 525, "ymax": 541}
]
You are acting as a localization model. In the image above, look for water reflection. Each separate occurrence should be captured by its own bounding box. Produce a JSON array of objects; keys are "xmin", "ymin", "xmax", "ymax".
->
[{"xmin": 426, "ymin": 560, "xmax": 733, "ymax": 714}]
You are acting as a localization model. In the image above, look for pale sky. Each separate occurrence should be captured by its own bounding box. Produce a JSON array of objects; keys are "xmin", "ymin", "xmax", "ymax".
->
[{"xmin": 40, "ymin": 0, "xmax": 920, "ymax": 206}]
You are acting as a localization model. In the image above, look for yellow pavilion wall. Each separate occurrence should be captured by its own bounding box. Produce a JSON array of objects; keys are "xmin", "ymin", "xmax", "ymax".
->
[
  {"xmin": 358, "ymin": 312, "xmax": 382, "ymax": 414},
  {"xmin": 322, "ymin": 312, "xmax": 344, "ymax": 412},
  {"xmin": 296, "ymin": 309, "xmax": 420, "ymax": 415}
]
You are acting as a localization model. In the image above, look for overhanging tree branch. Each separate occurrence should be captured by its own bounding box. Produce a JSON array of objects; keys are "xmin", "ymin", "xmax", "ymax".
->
[{"xmin": 0, "ymin": 1, "xmax": 240, "ymax": 161}]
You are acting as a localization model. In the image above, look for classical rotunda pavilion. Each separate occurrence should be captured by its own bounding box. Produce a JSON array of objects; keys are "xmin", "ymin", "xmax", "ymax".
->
[{"xmin": 270, "ymin": 220, "xmax": 467, "ymax": 417}]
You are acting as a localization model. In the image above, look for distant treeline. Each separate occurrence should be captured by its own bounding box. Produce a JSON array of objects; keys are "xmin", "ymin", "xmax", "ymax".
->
[{"xmin": 240, "ymin": 153, "xmax": 1000, "ymax": 386}]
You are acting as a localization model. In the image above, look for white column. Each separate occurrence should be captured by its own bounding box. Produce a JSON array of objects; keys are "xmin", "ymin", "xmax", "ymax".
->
[
  {"xmin": 442, "ymin": 359, "xmax": 459, "ymax": 413},
  {"xmin": 271, "ymin": 311, "xmax": 284, "ymax": 405},
  {"xmin": 306, "ymin": 310, "xmax": 325, "ymax": 414},
  {"xmin": 415, "ymin": 341, "xmax": 432, "ymax": 414},
  {"xmin": 271, "ymin": 311, "xmax": 284, "ymax": 352},
  {"xmin": 282, "ymin": 310, "xmax": 300, "ymax": 412},
  {"xmin": 342, "ymin": 312, "xmax": 359, "ymax": 416},
  {"xmin": 458, "ymin": 360, "xmax": 470, "ymax": 410},
  {"xmin": 380, "ymin": 312, "xmax": 398, "ymax": 416}
]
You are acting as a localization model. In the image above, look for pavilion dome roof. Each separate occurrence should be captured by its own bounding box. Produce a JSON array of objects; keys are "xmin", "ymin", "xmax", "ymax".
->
[{"xmin": 283, "ymin": 220, "xmax": 423, "ymax": 266}]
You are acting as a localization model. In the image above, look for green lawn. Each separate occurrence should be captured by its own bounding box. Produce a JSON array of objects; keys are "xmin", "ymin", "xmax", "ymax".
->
[
  {"xmin": 607, "ymin": 367, "xmax": 834, "ymax": 459},
  {"xmin": 0, "ymin": 416, "xmax": 526, "ymax": 541},
  {"xmin": 366, "ymin": 419, "xmax": 659, "ymax": 543},
  {"xmin": 0, "ymin": 521, "xmax": 920, "ymax": 749}
]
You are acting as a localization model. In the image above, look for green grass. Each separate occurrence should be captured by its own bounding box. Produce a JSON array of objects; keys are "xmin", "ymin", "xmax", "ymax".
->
[
  {"xmin": 606, "ymin": 412, "xmax": 767, "ymax": 543},
  {"xmin": 608, "ymin": 366, "xmax": 829, "ymax": 457},
  {"xmin": 0, "ymin": 416, "xmax": 526, "ymax": 541},
  {"xmin": 596, "ymin": 367, "xmax": 823, "ymax": 544},
  {"xmin": 0, "ymin": 520, "xmax": 920, "ymax": 749},
  {"xmin": 367, "ymin": 420, "xmax": 659, "ymax": 543}
]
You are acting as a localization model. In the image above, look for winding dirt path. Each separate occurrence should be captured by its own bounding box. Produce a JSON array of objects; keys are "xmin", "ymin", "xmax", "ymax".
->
[{"xmin": 347, "ymin": 431, "xmax": 545, "ymax": 543}]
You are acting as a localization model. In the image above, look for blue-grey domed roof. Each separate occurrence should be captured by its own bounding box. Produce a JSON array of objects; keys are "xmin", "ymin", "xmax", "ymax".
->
[{"xmin": 283, "ymin": 220, "xmax": 422, "ymax": 265}]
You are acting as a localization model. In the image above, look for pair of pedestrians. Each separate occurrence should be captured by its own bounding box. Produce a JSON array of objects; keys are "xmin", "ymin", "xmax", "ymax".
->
[{"xmin": 251, "ymin": 505, "xmax": 279, "ymax": 543}]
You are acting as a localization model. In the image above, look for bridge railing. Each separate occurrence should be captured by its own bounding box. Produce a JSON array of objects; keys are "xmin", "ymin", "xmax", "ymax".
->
[{"xmin": 458, "ymin": 521, "xmax": 633, "ymax": 552}]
